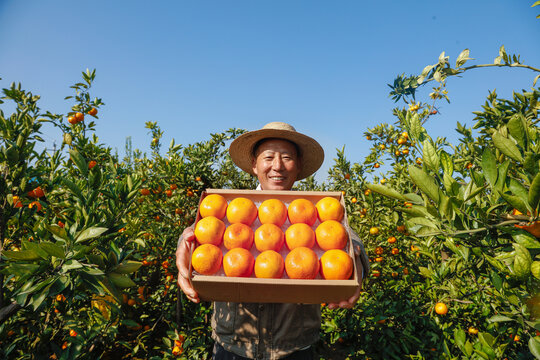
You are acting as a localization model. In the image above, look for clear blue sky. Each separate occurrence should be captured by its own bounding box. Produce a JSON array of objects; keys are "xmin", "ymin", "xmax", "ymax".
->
[{"xmin": 1, "ymin": 1, "xmax": 539, "ymax": 182}]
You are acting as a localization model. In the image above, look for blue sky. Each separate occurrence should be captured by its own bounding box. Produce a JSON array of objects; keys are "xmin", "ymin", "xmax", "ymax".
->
[{"xmin": 1, "ymin": 1, "xmax": 539, "ymax": 182}]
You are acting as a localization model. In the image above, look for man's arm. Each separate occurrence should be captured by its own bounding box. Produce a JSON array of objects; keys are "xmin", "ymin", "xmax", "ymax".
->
[{"xmin": 176, "ymin": 225, "xmax": 200, "ymax": 303}]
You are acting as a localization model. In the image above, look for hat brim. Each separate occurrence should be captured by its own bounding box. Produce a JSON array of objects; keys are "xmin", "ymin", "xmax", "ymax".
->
[{"xmin": 229, "ymin": 128, "xmax": 324, "ymax": 181}]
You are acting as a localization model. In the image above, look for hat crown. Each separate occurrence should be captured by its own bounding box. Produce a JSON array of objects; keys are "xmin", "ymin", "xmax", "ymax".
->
[{"xmin": 262, "ymin": 122, "xmax": 297, "ymax": 132}]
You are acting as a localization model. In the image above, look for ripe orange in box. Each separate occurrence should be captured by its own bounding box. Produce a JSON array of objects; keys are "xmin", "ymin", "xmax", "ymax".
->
[
  {"xmin": 285, "ymin": 223, "xmax": 315, "ymax": 250},
  {"xmin": 227, "ymin": 197, "xmax": 258, "ymax": 225},
  {"xmin": 254, "ymin": 223, "xmax": 285, "ymax": 252},
  {"xmin": 315, "ymin": 197, "xmax": 344, "ymax": 222},
  {"xmin": 191, "ymin": 243, "xmax": 223, "ymax": 275},
  {"xmin": 199, "ymin": 194, "xmax": 228, "ymax": 219},
  {"xmin": 254, "ymin": 250, "xmax": 284, "ymax": 279},
  {"xmin": 258, "ymin": 198, "xmax": 287, "ymax": 227},
  {"xmin": 223, "ymin": 248, "xmax": 254, "ymax": 277},
  {"xmin": 194, "ymin": 216, "xmax": 225, "ymax": 246},
  {"xmin": 315, "ymin": 220, "xmax": 348, "ymax": 250},
  {"xmin": 288, "ymin": 198, "xmax": 317, "ymax": 226},
  {"xmin": 320, "ymin": 249, "xmax": 353, "ymax": 280},
  {"xmin": 285, "ymin": 247, "xmax": 320, "ymax": 279},
  {"xmin": 223, "ymin": 223, "xmax": 254, "ymax": 250}
]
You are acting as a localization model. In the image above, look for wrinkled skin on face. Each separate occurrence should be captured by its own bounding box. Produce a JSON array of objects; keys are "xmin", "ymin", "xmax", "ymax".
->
[{"xmin": 252, "ymin": 139, "xmax": 301, "ymax": 191}]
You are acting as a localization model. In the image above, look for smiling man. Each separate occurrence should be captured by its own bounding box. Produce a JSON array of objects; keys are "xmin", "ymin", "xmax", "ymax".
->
[{"xmin": 176, "ymin": 122, "xmax": 368, "ymax": 360}]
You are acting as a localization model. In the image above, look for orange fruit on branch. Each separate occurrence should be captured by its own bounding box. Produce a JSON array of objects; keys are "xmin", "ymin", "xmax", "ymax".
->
[
  {"xmin": 226, "ymin": 197, "xmax": 257, "ymax": 225},
  {"xmin": 88, "ymin": 107, "xmax": 98, "ymax": 116},
  {"xmin": 223, "ymin": 248, "xmax": 254, "ymax": 277},
  {"xmin": 285, "ymin": 223, "xmax": 315, "ymax": 250},
  {"xmin": 223, "ymin": 223, "xmax": 254, "ymax": 250},
  {"xmin": 88, "ymin": 160, "xmax": 97, "ymax": 169},
  {"xmin": 254, "ymin": 223, "xmax": 285, "ymax": 252},
  {"xmin": 320, "ymin": 249, "xmax": 353, "ymax": 280},
  {"xmin": 194, "ymin": 216, "xmax": 225, "ymax": 246},
  {"xmin": 435, "ymin": 302, "xmax": 448, "ymax": 315},
  {"xmin": 285, "ymin": 247, "xmax": 320, "ymax": 279},
  {"xmin": 191, "ymin": 243, "xmax": 222, "ymax": 275},
  {"xmin": 74, "ymin": 112, "xmax": 84, "ymax": 123},
  {"xmin": 258, "ymin": 198, "xmax": 287, "ymax": 227},
  {"xmin": 254, "ymin": 250, "xmax": 284, "ymax": 279},
  {"xmin": 288, "ymin": 198, "xmax": 317, "ymax": 226},
  {"xmin": 315, "ymin": 197, "xmax": 344, "ymax": 222},
  {"xmin": 315, "ymin": 220, "xmax": 348, "ymax": 250}
]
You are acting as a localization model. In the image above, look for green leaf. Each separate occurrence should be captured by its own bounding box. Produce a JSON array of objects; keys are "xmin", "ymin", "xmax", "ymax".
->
[
  {"xmin": 5, "ymin": 263, "xmax": 40, "ymax": 276},
  {"xmin": 75, "ymin": 227, "xmax": 108, "ymax": 243},
  {"xmin": 422, "ymin": 139, "xmax": 439, "ymax": 171},
  {"xmin": 454, "ymin": 328, "xmax": 466, "ymax": 348},
  {"xmin": 488, "ymin": 315, "xmax": 514, "ymax": 323},
  {"xmin": 507, "ymin": 113, "xmax": 527, "ymax": 149},
  {"xmin": 501, "ymin": 193, "xmax": 529, "ymax": 215},
  {"xmin": 108, "ymin": 273, "xmax": 136, "ymax": 288},
  {"xmin": 513, "ymin": 243, "xmax": 532, "ymax": 278},
  {"xmin": 365, "ymin": 183, "xmax": 407, "ymax": 201},
  {"xmin": 528, "ymin": 336, "xmax": 540, "ymax": 360},
  {"xmin": 46, "ymin": 224, "xmax": 68, "ymax": 241},
  {"xmin": 113, "ymin": 261, "xmax": 142, "ymax": 274},
  {"xmin": 484, "ymin": 254, "xmax": 507, "ymax": 272},
  {"xmin": 2, "ymin": 250, "xmax": 41, "ymax": 261},
  {"xmin": 408, "ymin": 217, "xmax": 438, "ymax": 229},
  {"xmin": 440, "ymin": 151, "xmax": 453, "ymax": 176},
  {"xmin": 62, "ymin": 260, "xmax": 83, "ymax": 271},
  {"xmin": 529, "ymin": 172, "xmax": 540, "ymax": 211},
  {"xmin": 509, "ymin": 177, "xmax": 529, "ymax": 205},
  {"xmin": 40, "ymin": 242, "xmax": 65, "ymax": 259},
  {"xmin": 478, "ymin": 332, "xmax": 495, "ymax": 347},
  {"xmin": 512, "ymin": 231, "xmax": 540, "ymax": 249},
  {"xmin": 418, "ymin": 266, "xmax": 432, "ymax": 278},
  {"xmin": 531, "ymin": 261, "xmax": 540, "ymax": 280},
  {"xmin": 62, "ymin": 177, "xmax": 84, "ymax": 200},
  {"xmin": 492, "ymin": 131, "xmax": 524, "ymax": 163},
  {"xmin": 408, "ymin": 165, "xmax": 440, "ymax": 203},
  {"xmin": 481, "ymin": 148, "xmax": 498, "ymax": 187},
  {"xmin": 69, "ymin": 149, "xmax": 88, "ymax": 176},
  {"xmin": 456, "ymin": 48, "xmax": 472, "ymax": 67}
]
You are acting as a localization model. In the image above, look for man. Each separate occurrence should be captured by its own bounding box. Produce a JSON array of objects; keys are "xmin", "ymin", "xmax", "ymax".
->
[{"xmin": 176, "ymin": 122, "xmax": 369, "ymax": 360}]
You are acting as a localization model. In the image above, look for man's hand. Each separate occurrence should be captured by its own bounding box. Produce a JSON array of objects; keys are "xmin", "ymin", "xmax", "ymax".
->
[
  {"xmin": 327, "ymin": 243, "xmax": 363, "ymax": 310},
  {"xmin": 176, "ymin": 227, "xmax": 200, "ymax": 303}
]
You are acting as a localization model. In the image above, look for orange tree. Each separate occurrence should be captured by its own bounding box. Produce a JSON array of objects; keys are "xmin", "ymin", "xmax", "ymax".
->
[
  {"xmin": 324, "ymin": 46, "xmax": 540, "ymax": 359},
  {"xmin": 0, "ymin": 70, "xmax": 145, "ymax": 359}
]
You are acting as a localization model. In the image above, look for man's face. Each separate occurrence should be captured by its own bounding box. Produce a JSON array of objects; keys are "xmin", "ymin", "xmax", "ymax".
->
[{"xmin": 252, "ymin": 139, "xmax": 301, "ymax": 190}]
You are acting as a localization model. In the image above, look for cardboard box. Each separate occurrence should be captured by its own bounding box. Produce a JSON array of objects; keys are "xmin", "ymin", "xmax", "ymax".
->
[{"xmin": 188, "ymin": 189, "xmax": 360, "ymax": 303}]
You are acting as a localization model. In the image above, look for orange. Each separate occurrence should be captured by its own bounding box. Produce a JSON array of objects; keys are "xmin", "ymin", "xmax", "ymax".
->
[
  {"xmin": 315, "ymin": 197, "xmax": 344, "ymax": 222},
  {"xmin": 68, "ymin": 116, "xmax": 77, "ymax": 124},
  {"xmin": 254, "ymin": 223, "xmax": 285, "ymax": 252},
  {"xmin": 74, "ymin": 112, "xmax": 84, "ymax": 123},
  {"xmin": 288, "ymin": 199, "xmax": 317, "ymax": 226},
  {"xmin": 515, "ymin": 221, "xmax": 540, "ymax": 238},
  {"xmin": 285, "ymin": 247, "xmax": 320, "ymax": 279},
  {"xmin": 315, "ymin": 220, "xmax": 348, "ymax": 250},
  {"xmin": 199, "ymin": 194, "xmax": 228, "ymax": 219},
  {"xmin": 254, "ymin": 250, "xmax": 284, "ymax": 279},
  {"xmin": 191, "ymin": 243, "xmax": 222, "ymax": 275},
  {"xmin": 226, "ymin": 197, "xmax": 258, "ymax": 225},
  {"xmin": 194, "ymin": 216, "xmax": 225, "ymax": 246},
  {"xmin": 223, "ymin": 223, "xmax": 254, "ymax": 250},
  {"xmin": 369, "ymin": 227, "xmax": 379, "ymax": 235},
  {"xmin": 223, "ymin": 248, "xmax": 254, "ymax": 277},
  {"xmin": 285, "ymin": 223, "xmax": 315, "ymax": 250},
  {"xmin": 140, "ymin": 188, "xmax": 150, "ymax": 196},
  {"xmin": 88, "ymin": 107, "xmax": 98, "ymax": 116},
  {"xmin": 258, "ymin": 199, "xmax": 287, "ymax": 227},
  {"xmin": 88, "ymin": 160, "xmax": 97, "ymax": 169},
  {"xmin": 434, "ymin": 302, "xmax": 448, "ymax": 315},
  {"xmin": 13, "ymin": 196, "xmax": 23, "ymax": 208},
  {"xmin": 29, "ymin": 201, "xmax": 42, "ymax": 211},
  {"xmin": 387, "ymin": 236, "xmax": 397, "ymax": 244},
  {"xmin": 320, "ymin": 249, "xmax": 353, "ymax": 280}
]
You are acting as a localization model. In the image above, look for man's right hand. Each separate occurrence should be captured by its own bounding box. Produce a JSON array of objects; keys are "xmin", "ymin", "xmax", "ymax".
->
[{"xmin": 176, "ymin": 227, "xmax": 200, "ymax": 303}]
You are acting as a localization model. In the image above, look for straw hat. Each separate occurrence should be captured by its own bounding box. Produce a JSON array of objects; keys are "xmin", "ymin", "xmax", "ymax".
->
[{"xmin": 229, "ymin": 122, "xmax": 324, "ymax": 180}]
